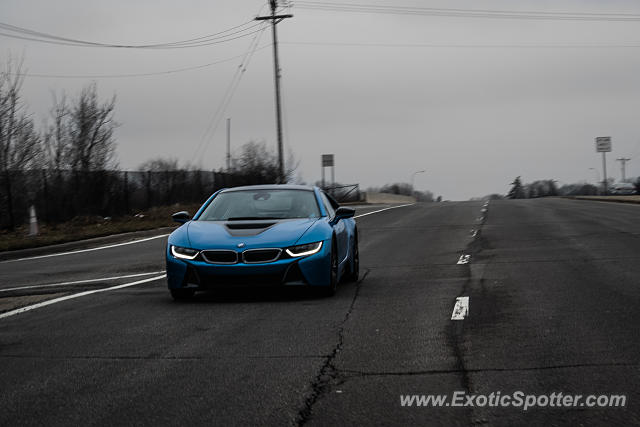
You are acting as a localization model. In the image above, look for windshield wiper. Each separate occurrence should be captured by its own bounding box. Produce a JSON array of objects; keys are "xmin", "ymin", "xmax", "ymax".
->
[{"xmin": 226, "ymin": 216, "xmax": 285, "ymax": 221}]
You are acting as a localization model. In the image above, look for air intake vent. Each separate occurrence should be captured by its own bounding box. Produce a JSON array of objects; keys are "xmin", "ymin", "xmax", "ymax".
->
[
  {"xmin": 226, "ymin": 222, "xmax": 276, "ymax": 230},
  {"xmin": 242, "ymin": 248, "xmax": 282, "ymax": 264},
  {"xmin": 201, "ymin": 250, "xmax": 238, "ymax": 264}
]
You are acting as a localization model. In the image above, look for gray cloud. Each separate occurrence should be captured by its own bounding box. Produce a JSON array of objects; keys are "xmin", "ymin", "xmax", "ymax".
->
[{"xmin": 2, "ymin": 0, "xmax": 640, "ymax": 199}]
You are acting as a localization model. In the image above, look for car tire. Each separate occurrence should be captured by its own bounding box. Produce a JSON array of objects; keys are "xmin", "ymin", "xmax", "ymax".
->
[
  {"xmin": 345, "ymin": 233, "xmax": 359, "ymax": 282},
  {"xmin": 321, "ymin": 240, "xmax": 339, "ymax": 297},
  {"xmin": 170, "ymin": 288, "xmax": 195, "ymax": 300}
]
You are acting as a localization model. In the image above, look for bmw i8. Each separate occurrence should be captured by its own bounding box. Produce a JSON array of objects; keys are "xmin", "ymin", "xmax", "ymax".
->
[{"xmin": 166, "ymin": 184, "xmax": 359, "ymax": 299}]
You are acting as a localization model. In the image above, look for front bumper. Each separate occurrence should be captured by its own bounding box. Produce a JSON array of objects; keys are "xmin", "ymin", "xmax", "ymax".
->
[{"xmin": 166, "ymin": 240, "xmax": 332, "ymax": 289}]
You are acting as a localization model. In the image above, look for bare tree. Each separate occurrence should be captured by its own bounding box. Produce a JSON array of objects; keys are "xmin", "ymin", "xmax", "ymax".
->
[
  {"xmin": 230, "ymin": 141, "xmax": 297, "ymax": 185},
  {"xmin": 43, "ymin": 92, "xmax": 70, "ymax": 172},
  {"xmin": 67, "ymin": 83, "xmax": 118, "ymax": 171},
  {"xmin": 137, "ymin": 156, "xmax": 180, "ymax": 172},
  {"xmin": 0, "ymin": 58, "xmax": 42, "ymax": 229}
]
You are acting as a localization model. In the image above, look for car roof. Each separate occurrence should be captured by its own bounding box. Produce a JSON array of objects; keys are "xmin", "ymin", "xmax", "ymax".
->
[{"xmin": 220, "ymin": 184, "xmax": 316, "ymax": 193}]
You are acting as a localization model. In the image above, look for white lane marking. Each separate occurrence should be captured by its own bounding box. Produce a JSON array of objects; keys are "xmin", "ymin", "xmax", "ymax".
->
[
  {"xmin": 0, "ymin": 274, "xmax": 166, "ymax": 320},
  {"xmin": 0, "ymin": 271, "xmax": 166, "ymax": 292},
  {"xmin": 354, "ymin": 203, "xmax": 414, "ymax": 219},
  {"xmin": 457, "ymin": 254, "xmax": 471, "ymax": 264},
  {"xmin": 2, "ymin": 234, "xmax": 170, "ymax": 263},
  {"xmin": 451, "ymin": 296, "xmax": 469, "ymax": 320}
]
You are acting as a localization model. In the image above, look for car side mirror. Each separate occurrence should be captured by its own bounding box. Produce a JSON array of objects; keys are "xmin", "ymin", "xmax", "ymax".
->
[
  {"xmin": 172, "ymin": 211, "xmax": 190, "ymax": 224},
  {"xmin": 334, "ymin": 207, "xmax": 355, "ymax": 221}
]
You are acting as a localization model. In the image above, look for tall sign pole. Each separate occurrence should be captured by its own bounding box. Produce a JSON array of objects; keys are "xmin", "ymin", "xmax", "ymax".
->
[
  {"xmin": 595, "ymin": 137, "xmax": 612, "ymax": 194},
  {"xmin": 603, "ymin": 152, "xmax": 608, "ymax": 194},
  {"xmin": 256, "ymin": 1, "xmax": 292, "ymax": 183},
  {"xmin": 321, "ymin": 154, "xmax": 335, "ymax": 191},
  {"xmin": 616, "ymin": 157, "xmax": 631, "ymax": 182}
]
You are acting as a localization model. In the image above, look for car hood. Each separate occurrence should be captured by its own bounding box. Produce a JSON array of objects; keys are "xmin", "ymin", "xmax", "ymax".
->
[{"xmin": 186, "ymin": 218, "xmax": 319, "ymax": 250}]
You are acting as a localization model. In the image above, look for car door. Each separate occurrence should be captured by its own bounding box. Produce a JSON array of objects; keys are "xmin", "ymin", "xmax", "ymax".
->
[{"xmin": 321, "ymin": 192, "xmax": 349, "ymax": 266}]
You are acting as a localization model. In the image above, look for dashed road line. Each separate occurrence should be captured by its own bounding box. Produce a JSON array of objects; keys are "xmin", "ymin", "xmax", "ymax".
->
[
  {"xmin": 0, "ymin": 271, "xmax": 166, "ymax": 293},
  {"xmin": 457, "ymin": 254, "xmax": 471, "ymax": 265},
  {"xmin": 451, "ymin": 296, "xmax": 469, "ymax": 320},
  {"xmin": 0, "ymin": 274, "xmax": 166, "ymax": 320}
]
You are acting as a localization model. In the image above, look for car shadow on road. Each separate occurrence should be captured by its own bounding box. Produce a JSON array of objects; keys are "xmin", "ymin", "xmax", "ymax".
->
[{"xmin": 169, "ymin": 281, "xmax": 361, "ymax": 304}]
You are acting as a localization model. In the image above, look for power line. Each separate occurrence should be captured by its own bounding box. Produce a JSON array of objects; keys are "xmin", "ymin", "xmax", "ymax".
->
[
  {"xmin": 282, "ymin": 40, "xmax": 640, "ymax": 49},
  {"xmin": 0, "ymin": 20, "xmax": 256, "ymax": 46},
  {"xmin": 190, "ymin": 23, "xmax": 269, "ymax": 164},
  {"xmin": 0, "ymin": 20, "xmax": 266, "ymax": 49},
  {"xmin": 11, "ymin": 46, "xmax": 271, "ymax": 79},
  {"xmin": 294, "ymin": 1, "xmax": 640, "ymax": 22}
]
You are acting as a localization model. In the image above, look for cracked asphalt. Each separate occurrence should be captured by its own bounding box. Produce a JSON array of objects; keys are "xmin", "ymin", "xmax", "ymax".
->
[{"xmin": 0, "ymin": 199, "xmax": 639, "ymax": 426}]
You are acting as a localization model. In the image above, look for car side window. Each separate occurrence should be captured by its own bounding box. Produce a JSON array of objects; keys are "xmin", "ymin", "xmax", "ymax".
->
[{"xmin": 320, "ymin": 192, "xmax": 335, "ymax": 218}]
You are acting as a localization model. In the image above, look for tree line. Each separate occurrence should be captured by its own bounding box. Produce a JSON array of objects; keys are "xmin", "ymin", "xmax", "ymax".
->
[{"xmin": 507, "ymin": 176, "xmax": 640, "ymax": 199}]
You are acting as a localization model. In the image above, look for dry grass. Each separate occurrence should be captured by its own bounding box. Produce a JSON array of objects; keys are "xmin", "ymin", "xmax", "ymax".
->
[{"xmin": 0, "ymin": 203, "xmax": 202, "ymax": 252}]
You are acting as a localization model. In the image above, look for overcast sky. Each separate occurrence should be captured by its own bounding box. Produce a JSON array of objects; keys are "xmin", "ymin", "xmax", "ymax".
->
[{"xmin": 2, "ymin": 0, "xmax": 640, "ymax": 200}]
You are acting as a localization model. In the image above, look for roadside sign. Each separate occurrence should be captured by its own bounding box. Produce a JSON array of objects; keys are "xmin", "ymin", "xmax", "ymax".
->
[
  {"xmin": 322, "ymin": 154, "xmax": 334, "ymax": 167},
  {"xmin": 595, "ymin": 137, "xmax": 612, "ymax": 152}
]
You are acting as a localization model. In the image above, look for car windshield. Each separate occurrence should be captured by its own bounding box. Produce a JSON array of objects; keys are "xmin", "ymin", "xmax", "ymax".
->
[{"xmin": 197, "ymin": 189, "xmax": 321, "ymax": 221}]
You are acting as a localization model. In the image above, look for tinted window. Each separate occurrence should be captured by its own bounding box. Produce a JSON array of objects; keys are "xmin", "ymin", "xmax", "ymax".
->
[{"xmin": 198, "ymin": 189, "xmax": 321, "ymax": 221}]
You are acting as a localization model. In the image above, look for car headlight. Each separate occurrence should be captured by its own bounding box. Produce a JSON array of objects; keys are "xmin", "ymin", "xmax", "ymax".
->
[
  {"xmin": 171, "ymin": 245, "xmax": 199, "ymax": 260},
  {"xmin": 285, "ymin": 241, "xmax": 323, "ymax": 257}
]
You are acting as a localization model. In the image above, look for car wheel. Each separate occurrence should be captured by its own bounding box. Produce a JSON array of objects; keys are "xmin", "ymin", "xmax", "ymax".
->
[
  {"xmin": 345, "ymin": 233, "xmax": 359, "ymax": 282},
  {"xmin": 170, "ymin": 288, "xmax": 195, "ymax": 300},
  {"xmin": 321, "ymin": 240, "xmax": 339, "ymax": 297}
]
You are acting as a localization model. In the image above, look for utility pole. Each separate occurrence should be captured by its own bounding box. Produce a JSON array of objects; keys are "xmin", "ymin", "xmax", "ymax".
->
[
  {"xmin": 616, "ymin": 157, "xmax": 631, "ymax": 182},
  {"xmin": 256, "ymin": 1, "xmax": 292, "ymax": 183},
  {"xmin": 226, "ymin": 118, "xmax": 231, "ymax": 172}
]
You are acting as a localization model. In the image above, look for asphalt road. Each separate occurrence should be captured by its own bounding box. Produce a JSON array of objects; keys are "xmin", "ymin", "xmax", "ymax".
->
[{"xmin": 0, "ymin": 199, "xmax": 638, "ymax": 426}]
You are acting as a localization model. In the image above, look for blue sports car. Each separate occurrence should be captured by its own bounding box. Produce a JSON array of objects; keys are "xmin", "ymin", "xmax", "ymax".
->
[{"xmin": 166, "ymin": 184, "xmax": 359, "ymax": 299}]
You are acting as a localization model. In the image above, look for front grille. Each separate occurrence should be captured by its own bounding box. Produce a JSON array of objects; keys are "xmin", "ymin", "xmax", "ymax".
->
[
  {"xmin": 242, "ymin": 248, "xmax": 282, "ymax": 264},
  {"xmin": 201, "ymin": 250, "xmax": 238, "ymax": 264}
]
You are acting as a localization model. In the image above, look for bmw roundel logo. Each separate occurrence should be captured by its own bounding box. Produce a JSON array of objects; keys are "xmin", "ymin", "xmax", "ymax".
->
[{"xmin": 237, "ymin": 242, "xmax": 246, "ymax": 248}]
